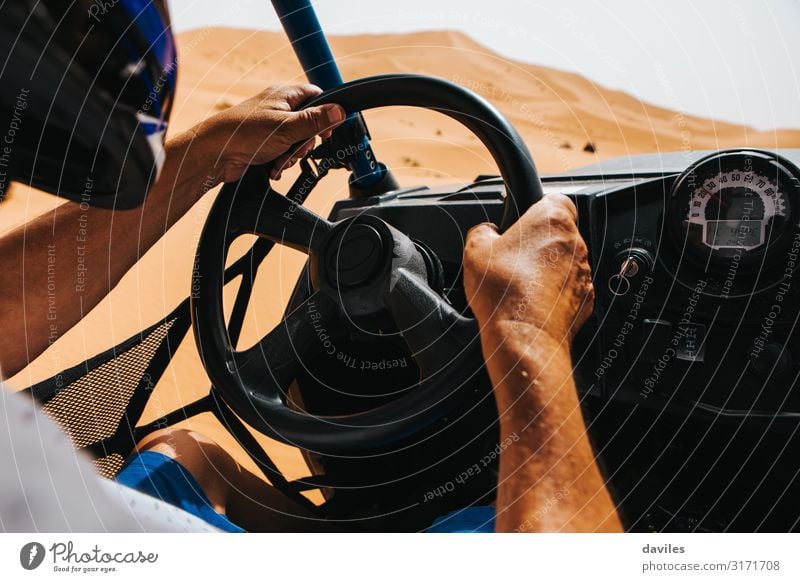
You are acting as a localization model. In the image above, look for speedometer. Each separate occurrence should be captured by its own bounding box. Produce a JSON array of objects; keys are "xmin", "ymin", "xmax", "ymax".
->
[{"xmin": 667, "ymin": 150, "xmax": 799, "ymax": 270}]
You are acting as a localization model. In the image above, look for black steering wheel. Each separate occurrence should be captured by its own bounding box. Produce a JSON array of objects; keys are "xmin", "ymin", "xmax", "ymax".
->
[{"xmin": 192, "ymin": 74, "xmax": 543, "ymax": 454}]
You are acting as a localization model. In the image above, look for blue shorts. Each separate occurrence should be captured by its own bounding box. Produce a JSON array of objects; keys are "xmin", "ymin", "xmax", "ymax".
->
[
  {"xmin": 117, "ymin": 450, "xmax": 495, "ymax": 533},
  {"xmin": 116, "ymin": 450, "xmax": 244, "ymax": 532},
  {"xmin": 428, "ymin": 506, "xmax": 496, "ymax": 532}
]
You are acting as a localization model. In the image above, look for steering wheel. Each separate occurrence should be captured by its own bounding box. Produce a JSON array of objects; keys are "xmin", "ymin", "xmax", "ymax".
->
[{"xmin": 192, "ymin": 74, "xmax": 543, "ymax": 454}]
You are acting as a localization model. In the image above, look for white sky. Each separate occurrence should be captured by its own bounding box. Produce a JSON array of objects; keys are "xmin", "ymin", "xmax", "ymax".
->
[{"xmin": 169, "ymin": 0, "xmax": 800, "ymax": 130}]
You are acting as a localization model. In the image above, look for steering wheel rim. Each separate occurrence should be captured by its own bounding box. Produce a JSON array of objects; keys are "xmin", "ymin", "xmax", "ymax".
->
[
  {"xmin": 304, "ymin": 74, "xmax": 542, "ymax": 231},
  {"xmin": 192, "ymin": 74, "xmax": 543, "ymax": 454}
]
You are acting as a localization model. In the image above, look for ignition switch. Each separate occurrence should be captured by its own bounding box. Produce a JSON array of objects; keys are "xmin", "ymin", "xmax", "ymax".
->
[{"xmin": 608, "ymin": 247, "xmax": 654, "ymax": 296}]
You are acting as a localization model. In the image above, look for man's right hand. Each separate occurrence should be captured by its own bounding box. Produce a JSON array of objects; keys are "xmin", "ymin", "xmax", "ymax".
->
[
  {"xmin": 463, "ymin": 194, "xmax": 594, "ymax": 344},
  {"xmin": 462, "ymin": 195, "xmax": 621, "ymax": 532}
]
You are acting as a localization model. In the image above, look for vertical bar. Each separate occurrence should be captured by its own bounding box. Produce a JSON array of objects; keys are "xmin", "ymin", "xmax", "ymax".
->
[{"xmin": 271, "ymin": 0, "xmax": 383, "ymax": 187}]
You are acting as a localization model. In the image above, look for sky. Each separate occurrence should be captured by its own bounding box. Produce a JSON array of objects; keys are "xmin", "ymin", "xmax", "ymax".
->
[{"xmin": 169, "ymin": 0, "xmax": 800, "ymax": 131}]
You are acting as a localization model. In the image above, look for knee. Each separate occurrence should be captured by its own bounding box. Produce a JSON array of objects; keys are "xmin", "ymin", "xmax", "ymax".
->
[{"xmin": 134, "ymin": 428, "xmax": 238, "ymax": 512}]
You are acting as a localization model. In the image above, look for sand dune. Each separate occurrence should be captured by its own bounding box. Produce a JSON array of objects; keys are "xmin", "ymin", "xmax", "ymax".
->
[{"xmin": 5, "ymin": 28, "xmax": 799, "ymax": 490}]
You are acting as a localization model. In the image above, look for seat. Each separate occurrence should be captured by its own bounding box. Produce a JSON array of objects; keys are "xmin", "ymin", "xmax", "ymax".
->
[{"xmin": 20, "ymin": 238, "xmax": 315, "ymax": 511}]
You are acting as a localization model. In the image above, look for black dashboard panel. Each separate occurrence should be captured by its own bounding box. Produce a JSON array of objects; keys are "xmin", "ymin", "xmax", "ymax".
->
[
  {"xmin": 331, "ymin": 149, "xmax": 800, "ymax": 425},
  {"xmin": 290, "ymin": 148, "xmax": 800, "ymax": 531},
  {"xmin": 569, "ymin": 150, "xmax": 800, "ymax": 426}
]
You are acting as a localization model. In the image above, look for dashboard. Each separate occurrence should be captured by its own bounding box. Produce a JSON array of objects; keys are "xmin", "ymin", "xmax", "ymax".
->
[
  {"xmin": 566, "ymin": 149, "xmax": 800, "ymax": 426},
  {"xmin": 290, "ymin": 147, "xmax": 800, "ymax": 531},
  {"xmin": 328, "ymin": 148, "xmax": 800, "ymax": 425}
]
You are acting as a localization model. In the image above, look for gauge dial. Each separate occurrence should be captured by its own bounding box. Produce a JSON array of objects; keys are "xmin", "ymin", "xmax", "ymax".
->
[
  {"xmin": 668, "ymin": 150, "xmax": 798, "ymax": 270},
  {"xmin": 686, "ymin": 169, "xmax": 786, "ymax": 253}
]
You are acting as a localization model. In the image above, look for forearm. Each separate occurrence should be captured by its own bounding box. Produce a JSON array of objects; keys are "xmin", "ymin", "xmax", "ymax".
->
[
  {"xmin": 0, "ymin": 125, "xmax": 220, "ymax": 377},
  {"xmin": 484, "ymin": 321, "xmax": 622, "ymax": 532}
]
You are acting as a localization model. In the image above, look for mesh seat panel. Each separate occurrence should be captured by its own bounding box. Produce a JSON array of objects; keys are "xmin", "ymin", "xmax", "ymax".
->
[
  {"xmin": 94, "ymin": 453, "xmax": 126, "ymax": 480},
  {"xmin": 25, "ymin": 300, "xmax": 191, "ymax": 479},
  {"xmin": 42, "ymin": 319, "xmax": 173, "ymax": 449},
  {"xmin": 23, "ymin": 243, "xmax": 268, "ymax": 480}
]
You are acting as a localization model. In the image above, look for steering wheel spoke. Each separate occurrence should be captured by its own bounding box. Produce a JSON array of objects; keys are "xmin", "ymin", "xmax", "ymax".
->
[
  {"xmin": 385, "ymin": 268, "xmax": 480, "ymax": 381},
  {"xmin": 228, "ymin": 184, "xmax": 334, "ymax": 255},
  {"xmin": 231, "ymin": 291, "xmax": 342, "ymax": 404},
  {"xmin": 255, "ymin": 189, "xmax": 334, "ymax": 255}
]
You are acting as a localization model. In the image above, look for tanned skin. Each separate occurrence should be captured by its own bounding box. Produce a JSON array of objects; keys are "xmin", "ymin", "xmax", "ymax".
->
[
  {"xmin": 464, "ymin": 194, "xmax": 622, "ymax": 532},
  {"xmin": 2, "ymin": 77, "xmax": 619, "ymax": 531},
  {"xmin": 0, "ymin": 85, "xmax": 344, "ymax": 378},
  {"xmin": 135, "ymin": 196, "xmax": 622, "ymax": 533}
]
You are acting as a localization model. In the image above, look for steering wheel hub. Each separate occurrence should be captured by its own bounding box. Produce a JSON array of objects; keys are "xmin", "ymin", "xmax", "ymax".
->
[{"xmin": 323, "ymin": 221, "xmax": 386, "ymax": 289}]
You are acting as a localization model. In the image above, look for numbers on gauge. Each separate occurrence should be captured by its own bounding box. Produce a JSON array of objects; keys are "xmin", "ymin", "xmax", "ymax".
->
[{"xmin": 684, "ymin": 169, "xmax": 787, "ymax": 251}]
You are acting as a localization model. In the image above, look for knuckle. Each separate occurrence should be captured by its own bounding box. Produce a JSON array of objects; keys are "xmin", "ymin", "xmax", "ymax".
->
[
  {"xmin": 586, "ymin": 282, "xmax": 596, "ymax": 302},
  {"xmin": 463, "ymin": 242, "xmax": 490, "ymax": 273},
  {"xmin": 300, "ymin": 108, "xmax": 324, "ymax": 132},
  {"xmin": 547, "ymin": 193, "xmax": 578, "ymax": 215},
  {"xmin": 463, "ymin": 239, "xmax": 482, "ymax": 267},
  {"xmin": 466, "ymin": 223, "xmax": 496, "ymax": 248},
  {"xmin": 543, "ymin": 205, "xmax": 577, "ymax": 230}
]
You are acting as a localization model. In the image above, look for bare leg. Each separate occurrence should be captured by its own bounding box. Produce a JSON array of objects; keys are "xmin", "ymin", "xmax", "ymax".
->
[{"xmin": 134, "ymin": 428, "xmax": 328, "ymax": 532}]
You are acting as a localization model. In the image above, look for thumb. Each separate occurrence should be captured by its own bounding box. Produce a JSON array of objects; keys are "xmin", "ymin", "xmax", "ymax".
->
[
  {"xmin": 284, "ymin": 103, "xmax": 346, "ymax": 142},
  {"xmin": 465, "ymin": 222, "xmax": 500, "ymax": 252}
]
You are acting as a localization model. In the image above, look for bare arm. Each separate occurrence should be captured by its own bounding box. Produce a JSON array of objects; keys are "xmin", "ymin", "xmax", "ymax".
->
[
  {"xmin": 464, "ymin": 194, "xmax": 622, "ymax": 532},
  {"xmin": 0, "ymin": 84, "xmax": 344, "ymax": 378}
]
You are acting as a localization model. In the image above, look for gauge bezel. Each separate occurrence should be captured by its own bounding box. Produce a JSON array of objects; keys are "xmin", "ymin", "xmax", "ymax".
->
[{"xmin": 665, "ymin": 149, "xmax": 800, "ymax": 279}]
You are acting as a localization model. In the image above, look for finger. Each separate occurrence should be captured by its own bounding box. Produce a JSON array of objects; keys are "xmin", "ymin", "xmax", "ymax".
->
[
  {"xmin": 296, "ymin": 138, "xmax": 315, "ymax": 158},
  {"xmin": 270, "ymin": 154, "xmax": 295, "ymax": 180},
  {"xmin": 283, "ymin": 84, "xmax": 324, "ymax": 110},
  {"xmin": 541, "ymin": 193, "xmax": 578, "ymax": 220},
  {"xmin": 284, "ymin": 104, "xmax": 346, "ymax": 143},
  {"xmin": 465, "ymin": 222, "xmax": 500, "ymax": 251},
  {"xmin": 270, "ymin": 139, "xmax": 316, "ymax": 179},
  {"xmin": 511, "ymin": 193, "xmax": 577, "ymax": 235}
]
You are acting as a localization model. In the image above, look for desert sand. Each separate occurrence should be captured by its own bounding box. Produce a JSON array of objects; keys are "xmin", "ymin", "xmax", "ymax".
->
[{"xmin": 6, "ymin": 29, "xmax": 800, "ymax": 495}]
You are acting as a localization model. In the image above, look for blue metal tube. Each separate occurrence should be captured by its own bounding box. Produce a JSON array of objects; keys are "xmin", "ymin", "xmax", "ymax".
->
[{"xmin": 271, "ymin": 0, "xmax": 382, "ymax": 186}]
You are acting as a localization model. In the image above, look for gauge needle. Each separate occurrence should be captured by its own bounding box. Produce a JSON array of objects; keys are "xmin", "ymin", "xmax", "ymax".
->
[{"xmin": 701, "ymin": 187, "xmax": 728, "ymax": 208}]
